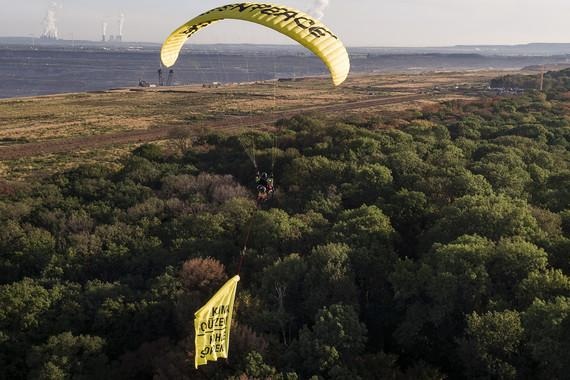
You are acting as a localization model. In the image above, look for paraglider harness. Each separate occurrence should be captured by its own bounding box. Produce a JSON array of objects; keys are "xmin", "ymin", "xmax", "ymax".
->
[
  {"xmin": 255, "ymin": 171, "xmax": 275, "ymax": 203},
  {"xmin": 240, "ymin": 135, "xmax": 278, "ymax": 204}
]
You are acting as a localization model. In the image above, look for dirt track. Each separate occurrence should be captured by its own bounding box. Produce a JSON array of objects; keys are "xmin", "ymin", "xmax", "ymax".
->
[{"xmin": 0, "ymin": 94, "xmax": 430, "ymax": 160}]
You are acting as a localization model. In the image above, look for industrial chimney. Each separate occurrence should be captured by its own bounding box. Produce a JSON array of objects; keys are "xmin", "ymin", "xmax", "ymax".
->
[
  {"xmin": 102, "ymin": 22, "xmax": 108, "ymax": 42},
  {"xmin": 117, "ymin": 13, "xmax": 125, "ymax": 42}
]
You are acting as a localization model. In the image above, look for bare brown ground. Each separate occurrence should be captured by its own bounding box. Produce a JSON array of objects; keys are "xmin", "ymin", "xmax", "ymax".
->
[
  {"xmin": 0, "ymin": 71, "xmax": 504, "ymax": 165},
  {"xmin": 0, "ymin": 94, "xmax": 431, "ymax": 160}
]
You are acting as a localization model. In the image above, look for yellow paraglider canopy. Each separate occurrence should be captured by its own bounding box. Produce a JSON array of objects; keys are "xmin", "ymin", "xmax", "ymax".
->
[{"xmin": 161, "ymin": 3, "xmax": 350, "ymax": 86}]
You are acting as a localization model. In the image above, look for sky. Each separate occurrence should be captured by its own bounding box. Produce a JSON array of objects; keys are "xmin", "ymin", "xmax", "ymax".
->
[{"xmin": 1, "ymin": 0, "xmax": 570, "ymax": 46}]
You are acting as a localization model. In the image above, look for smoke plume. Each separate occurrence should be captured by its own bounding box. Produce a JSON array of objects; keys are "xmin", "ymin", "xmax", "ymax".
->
[
  {"xmin": 42, "ymin": 2, "xmax": 59, "ymax": 39},
  {"xmin": 308, "ymin": 0, "xmax": 330, "ymax": 20},
  {"xmin": 118, "ymin": 13, "xmax": 125, "ymax": 37}
]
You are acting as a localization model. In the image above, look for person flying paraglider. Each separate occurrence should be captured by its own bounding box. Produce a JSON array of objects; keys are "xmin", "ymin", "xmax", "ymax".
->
[{"xmin": 161, "ymin": 2, "xmax": 350, "ymax": 205}]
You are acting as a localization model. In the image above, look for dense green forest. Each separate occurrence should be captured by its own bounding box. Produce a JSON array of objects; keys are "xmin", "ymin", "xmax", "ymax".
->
[
  {"xmin": 490, "ymin": 67, "xmax": 570, "ymax": 96},
  {"xmin": 2, "ymin": 86, "xmax": 570, "ymax": 379}
]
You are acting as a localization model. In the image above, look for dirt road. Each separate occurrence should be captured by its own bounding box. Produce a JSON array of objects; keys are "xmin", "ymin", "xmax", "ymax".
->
[{"xmin": 0, "ymin": 94, "xmax": 430, "ymax": 160}]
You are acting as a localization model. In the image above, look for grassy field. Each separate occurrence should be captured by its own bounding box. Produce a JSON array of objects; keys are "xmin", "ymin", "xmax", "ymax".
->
[{"xmin": 0, "ymin": 71, "xmax": 508, "ymax": 179}]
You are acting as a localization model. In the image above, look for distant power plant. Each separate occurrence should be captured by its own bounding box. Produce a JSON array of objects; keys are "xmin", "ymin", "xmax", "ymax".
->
[
  {"xmin": 38, "ymin": 3, "xmax": 126, "ymax": 43},
  {"xmin": 102, "ymin": 13, "xmax": 125, "ymax": 43}
]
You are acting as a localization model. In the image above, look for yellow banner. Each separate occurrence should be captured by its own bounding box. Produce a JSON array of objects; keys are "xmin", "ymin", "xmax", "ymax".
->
[{"xmin": 194, "ymin": 275, "xmax": 240, "ymax": 368}]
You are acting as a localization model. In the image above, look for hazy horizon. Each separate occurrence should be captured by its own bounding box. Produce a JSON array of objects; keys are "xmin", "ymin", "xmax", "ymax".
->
[
  {"xmin": 2, "ymin": 36, "xmax": 570, "ymax": 50},
  {"xmin": 2, "ymin": 1, "xmax": 570, "ymax": 47}
]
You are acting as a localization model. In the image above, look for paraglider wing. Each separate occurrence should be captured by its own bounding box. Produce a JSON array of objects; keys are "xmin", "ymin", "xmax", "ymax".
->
[{"xmin": 161, "ymin": 3, "xmax": 350, "ymax": 86}]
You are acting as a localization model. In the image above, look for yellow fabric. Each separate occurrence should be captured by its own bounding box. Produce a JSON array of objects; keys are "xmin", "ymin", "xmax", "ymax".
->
[
  {"xmin": 194, "ymin": 275, "xmax": 240, "ymax": 368},
  {"xmin": 161, "ymin": 3, "xmax": 350, "ymax": 86}
]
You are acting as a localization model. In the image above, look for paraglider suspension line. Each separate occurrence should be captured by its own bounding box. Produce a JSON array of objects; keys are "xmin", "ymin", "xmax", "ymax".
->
[
  {"xmin": 240, "ymin": 137, "xmax": 258, "ymax": 170},
  {"xmin": 237, "ymin": 209, "xmax": 257, "ymax": 275},
  {"xmin": 271, "ymin": 135, "xmax": 277, "ymax": 174}
]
